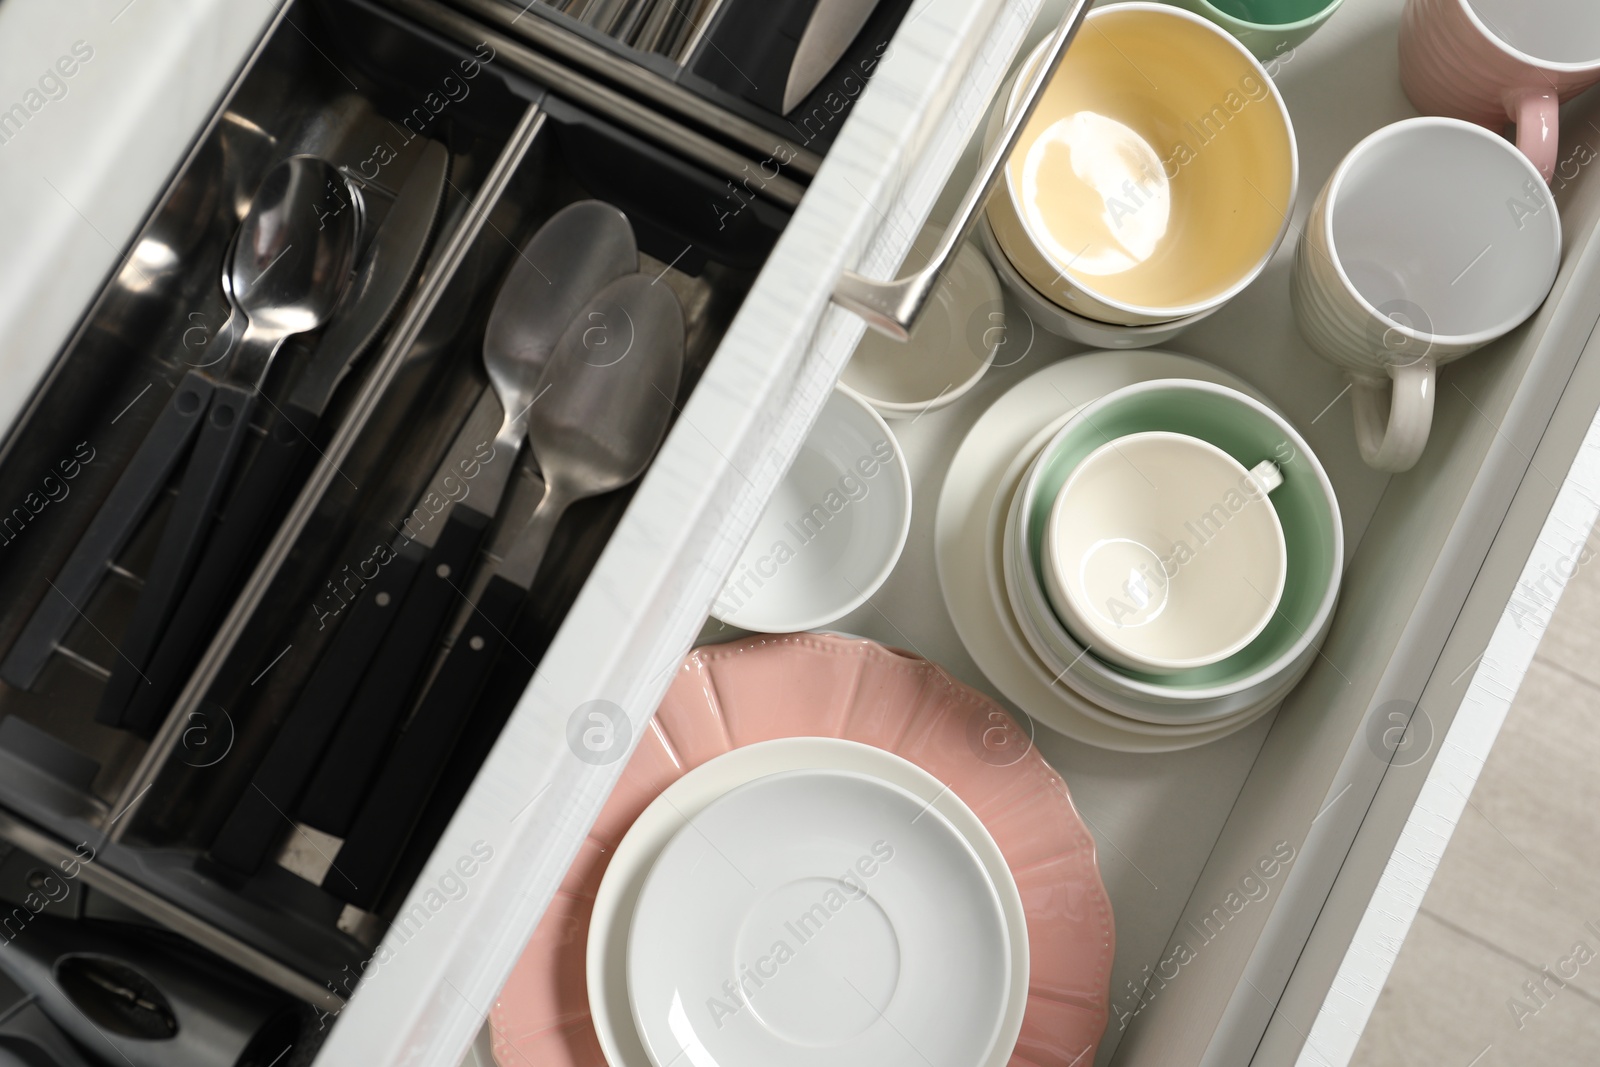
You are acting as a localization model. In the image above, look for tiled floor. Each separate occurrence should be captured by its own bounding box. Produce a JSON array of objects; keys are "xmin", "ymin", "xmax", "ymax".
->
[{"xmin": 1352, "ymin": 537, "xmax": 1600, "ymax": 1066}]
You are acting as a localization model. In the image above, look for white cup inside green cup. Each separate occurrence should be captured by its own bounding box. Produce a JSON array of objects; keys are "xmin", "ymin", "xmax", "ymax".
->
[{"xmin": 1041, "ymin": 431, "xmax": 1287, "ymax": 674}]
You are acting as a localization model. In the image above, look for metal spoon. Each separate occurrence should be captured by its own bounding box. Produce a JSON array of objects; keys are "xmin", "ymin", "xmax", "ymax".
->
[
  {"xmin": 291, "ymin": 200, "xmax": 640, "ymax": 836},
  {"xmin": 97, "ymin": 155, "xmax": 361, "ymax": 729},
  {"xmin": 325, "ymin": 270, "xmax": 686, "ymax": 907}
]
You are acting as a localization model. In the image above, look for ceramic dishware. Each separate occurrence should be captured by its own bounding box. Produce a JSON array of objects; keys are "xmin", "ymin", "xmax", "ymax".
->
[
  {"xmin": 840, "ymin": 225, "xmax": 1003, "ymax": 417},
  {"xmin": 585, "ymin": 738, "xmax": 1029, "ymax": 1067},
  {"xmin": 977, "ymin": 216, "xmax": 1220, "ymax": 349},
  {"xmin": 489, "ymin": 634, "xmax": 1114, "ymax": 1066},
  {"xmin": 1008, "ymin": 378, "xmax": 1340, "ymax": 707},
  {"xmin": 1040, "ymin": 431, "xmax": 1287, "ymax": 674},
  {"xmin": 1291, "ymin": 117, "xmax": 1560, "ymax": 472},
  {"xmin": 1164, "ymin": 0, "xmax": 1344, "ymax": 62},
  {"xmin": 1400, "ymin": 0, "xmax": 1600, "ymax": 181},
  {"xmin": 935, "ymin": 353, "xmax": 1343, "ymax": 747},
  {"xmin": 627, "ymin": 769, "xmax": 1012, "ymax": 1067},
  {"xmin": 985, "ymin": 4, "xmax": 1297, "ymax": 326},
  {"xmin": 712, "ymin": 387, "xmax": 910, "ymax": 631}
]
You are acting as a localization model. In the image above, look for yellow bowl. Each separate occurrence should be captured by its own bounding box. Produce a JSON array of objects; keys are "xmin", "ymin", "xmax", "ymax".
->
[{"xmin": 987, "ymin": 3, "xmax": 1297, "ymax": 325}]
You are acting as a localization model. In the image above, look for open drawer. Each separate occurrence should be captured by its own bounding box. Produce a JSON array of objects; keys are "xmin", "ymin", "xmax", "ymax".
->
[
  {"xmin": 385, "ymin": 3, "xmax": 1600, "ymax": 1067},
  {"xmin": 4, "ymin": 0, "xmax": 1600, "ymax": 1065}
]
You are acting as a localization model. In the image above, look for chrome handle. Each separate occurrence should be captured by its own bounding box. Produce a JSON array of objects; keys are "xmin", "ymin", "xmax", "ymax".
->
[{"xmin": 831, "ymin": 0, "xmax": 1093, "ymax": 341}]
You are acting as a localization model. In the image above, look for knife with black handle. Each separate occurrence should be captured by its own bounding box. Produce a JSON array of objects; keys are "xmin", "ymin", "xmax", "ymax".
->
[
  {"xmin": 206, "ymin": 383, "xmax": 499, "ymax": 874},
  {"xmin": 113, "ymin": 141, "xmax": 450, "ymax": 737}
]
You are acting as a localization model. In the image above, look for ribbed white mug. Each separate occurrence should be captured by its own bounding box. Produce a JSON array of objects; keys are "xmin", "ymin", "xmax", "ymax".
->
[{"xmin": 1290, "ymin": 117, "xmax": 1560, "ymax": 472}]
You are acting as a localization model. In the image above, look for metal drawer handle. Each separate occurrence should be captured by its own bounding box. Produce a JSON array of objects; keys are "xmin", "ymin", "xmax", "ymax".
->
[{"xmin": 832, "ymin": 0, "xmax": 1093, "ymax": 341}]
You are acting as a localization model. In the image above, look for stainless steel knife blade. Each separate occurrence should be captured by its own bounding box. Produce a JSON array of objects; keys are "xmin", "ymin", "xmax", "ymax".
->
[
  {"xmin": 290, "ymin": 138, "xmax": 451, "ymax": 417},
  {"xmin": 783, "ymin": 0, "xmax": 884, "ymax": 114}
]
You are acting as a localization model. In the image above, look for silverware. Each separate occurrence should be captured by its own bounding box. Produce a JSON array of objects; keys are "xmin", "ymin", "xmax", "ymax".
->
[
  {"xmin": 1, "ymin": 157, "xmax": 359, "ymax": 697},
  {"xmin": 115, "ymin": 140, "xmax": 452, "ymax": 737},
  {"xmin": 95, "ymin": 156, "xmax": 361, "ymax": 729},
  {"xmin": 328, "ymin": 270, "xmax": 686, "ymax": 908},
  {"xmin": 784, "ymin": 0, "xmax": 885, "ymax": 113},
  {"xmin": 291, "ymin": 200, "xmax": 640, "ymax": 838}
]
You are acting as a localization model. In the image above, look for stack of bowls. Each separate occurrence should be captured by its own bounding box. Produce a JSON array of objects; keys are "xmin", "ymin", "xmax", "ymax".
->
[
  {"xmin": 1001, "ymin": 378, "xmax": 1342, "ymax": 727},
  {"xmin": 982, "ymin": 3, "xmax": 1298, "ymax": 349}
]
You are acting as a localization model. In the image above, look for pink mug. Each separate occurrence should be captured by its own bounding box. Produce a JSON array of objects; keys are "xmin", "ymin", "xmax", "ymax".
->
[{"xmin": 1400, "ymin": 0, "xmax": 1600, "ymax": 182}]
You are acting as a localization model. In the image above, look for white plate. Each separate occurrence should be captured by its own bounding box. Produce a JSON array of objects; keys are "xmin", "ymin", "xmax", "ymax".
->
[
  {"xmin": 936, "ymin": 350, "xmax": 1286, "ymax": 751},
  {"xmin": 626, "ymin": 768, "xmax": 1011, "ymax": 1067},
  {"xmin": 712, "ymin": 387, "xmax": 912, "ymax": 632},
  {"xmin": 587, "ymin": 737, "xmax": 1028, "ymax": 1067}
]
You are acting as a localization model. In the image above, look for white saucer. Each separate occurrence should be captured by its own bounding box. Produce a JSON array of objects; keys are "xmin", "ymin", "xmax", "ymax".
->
[
  {"xmin": 935, "ymin": 351, "xmax": 1286, "ymax": 751},
  {"xmin": 626, "ymin": 768, "xmax": 1011, "ymax": 1067},
  {"xmin": 587, "ymin": 738, "xmax": 1028, "ymax": 1067}
]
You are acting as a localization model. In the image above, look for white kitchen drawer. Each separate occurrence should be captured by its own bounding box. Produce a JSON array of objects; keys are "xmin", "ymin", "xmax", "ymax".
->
[{"xmin": 3, "ymin": 1, "xmax": 1600, "ymax": 1066}]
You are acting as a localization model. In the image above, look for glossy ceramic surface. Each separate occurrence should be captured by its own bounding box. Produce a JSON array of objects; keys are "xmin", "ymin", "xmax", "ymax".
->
[
  {"xmin": 489, "ymin": 634, "xmax": 1114, "ymax": 1066},
  {"xmin": 586, "ymin": 738, "xmax": 1029, "ymax": 1067},
  {"xmin": 1291, "ymin": 117, "xmax": 1560, "ymax": 471},
  {"xmin": 627, "ymin": 769, "xmax": 1011, "ymax": 1067},
  {"xmin": 1041, "ymin": 432, "xmax": 1287, "ymax": 673},
  {"xmin": 712, "ymin": 388, "xmax": 911, "ymax": 631},
  {"xmin": 1007, "ymin": 379, "xmax": 1341, "ymax": 708},
  {"xmin": 840, "ymin": 231, "xmax": 1003, "ymax": 417},
  {"xmin": 977, "ymin": 217, "xmax": 1218, "ymax": 349},
  {"xmin": 938, "ymin": 351, "xmax": 1305, "ymax": 750},
  {"xmin": 987, "ymin": 5, "xmax": 1297, "ymax": 325},
  {"xmin": 1401, "ymin": 0, "xmax": 1600, "ymax": 180},
  {"xmin": 997, "ymin": 426, "xmax": 1285, "ymax": 735},
  {"xmin": 1164, "ymin": 0, "xmax": 1344, "ymax": 60}
]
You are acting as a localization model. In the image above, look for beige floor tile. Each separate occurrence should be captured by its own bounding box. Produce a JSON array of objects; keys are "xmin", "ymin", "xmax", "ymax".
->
[
  {"xmin": 1351, "ymin": 911, "xmax": 1600, "ymax": 1067},
  {"xmin": 1528, "ymin": 542, "xmax": 1600, "ymax": 689},
  {"xmin": 1421, "ymin": 812, "xmax": 1600, "ymax": 1003},
  {"xmin": 1432, "ymin": 659, "xmax": 1600, "ymax": 899}
]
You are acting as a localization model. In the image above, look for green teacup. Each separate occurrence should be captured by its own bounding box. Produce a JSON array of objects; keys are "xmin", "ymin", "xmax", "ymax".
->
[
  {"xmin": 1164, "ymin": 0, "xmax": 1344, "ymax": 63},
  {"xmin": 1015, "ymin": 378, "xmax": 1342, "ymax": 699}
]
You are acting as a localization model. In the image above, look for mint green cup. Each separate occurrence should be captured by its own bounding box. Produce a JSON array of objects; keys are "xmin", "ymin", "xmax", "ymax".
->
[
  {"xmin": 1010, "ymin": 379, "xmax": 1343, "ymax": 710},
  {"xmin": 1164, "ymin": 0, "xmax": 1344, "ymax": 62}
]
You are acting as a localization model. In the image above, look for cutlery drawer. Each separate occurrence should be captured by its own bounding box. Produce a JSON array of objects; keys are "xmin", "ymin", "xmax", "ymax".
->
[{"xmin": 0, "ymin": 0, "xmax": 794, "ymax": 1026}]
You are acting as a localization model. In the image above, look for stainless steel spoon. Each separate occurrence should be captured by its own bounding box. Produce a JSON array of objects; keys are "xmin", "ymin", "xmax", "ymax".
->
[
  {"xmin": 325, "ymin": 270, "xmax": 686, "ymax": 906},
  {"xmin": 291, "ymin": 200, "xmax": 641, "ymax": 836},
  {"xmin": 97, "ymin": 155, "xmax": 361, "ymax": 728},
  {"xmin": 6, "ymin": 156, "xmax": 360, "ymax": 696}
]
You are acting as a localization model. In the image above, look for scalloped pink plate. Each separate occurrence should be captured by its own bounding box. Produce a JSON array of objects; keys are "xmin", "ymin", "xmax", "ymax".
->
[{"xmin": 489, "ymin": 633, "xmax": 1115, "ymax": 1067}]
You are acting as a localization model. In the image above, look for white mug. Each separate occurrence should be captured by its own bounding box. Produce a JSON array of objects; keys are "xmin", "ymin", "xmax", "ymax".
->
[{"xmin": 1290, "ymin": 117, "xmax": 1561, "ymax": 472}]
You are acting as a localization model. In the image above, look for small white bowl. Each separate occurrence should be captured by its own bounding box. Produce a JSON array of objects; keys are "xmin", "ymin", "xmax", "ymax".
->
[
  {"xmin": 840, "ymin": 231, "xmax": 1003, "ymax": 418},
  {"xmin": 712, "ymin": 388, "xmax": 912, "ymax": 632},
  {"xmin": 977, "ymin": 217, "xmax": 1219, "ymax": 350},
  {"xmin": 1042, "ymin": 431, "xmax": 1287, "ymax": 674}
]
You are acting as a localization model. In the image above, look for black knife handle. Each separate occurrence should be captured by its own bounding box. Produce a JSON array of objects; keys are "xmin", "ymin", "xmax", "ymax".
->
[
  {"xmin": 119, "ymin": 401, "xmax": 318, "ymax": 737},
  {"xmin": 97, "ymin": 383, "xmax": 257, "ymax": 730},
  {"xmin": 1, "ymin": 370, "xmax": 215, "ymax": 691},
  {"xmin": 328, "ymin": 574, "xmax": 525, "ymax": 907},
  {"xmin": 296, "ymin": 507, "xmax": 492, "ymax": 836},
  {"xmin": 206, "ymin": 535, "xmax": 428, "ymax": 875}
]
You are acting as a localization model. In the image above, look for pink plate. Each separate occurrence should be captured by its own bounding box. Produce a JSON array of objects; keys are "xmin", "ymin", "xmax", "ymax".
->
[{"xmin": 489, "ymin": 632, "xmax": 1115, "ymax": 1067}]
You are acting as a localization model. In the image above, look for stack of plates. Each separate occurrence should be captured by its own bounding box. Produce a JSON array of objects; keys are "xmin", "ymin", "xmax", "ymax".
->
[
  {"xmin": 489, "ymin": 634, "xmax": 1114, "ymax": 1067},
  {"xmin": 936, "ymin": 350, "xmax": 1344, "ymax": 753}
]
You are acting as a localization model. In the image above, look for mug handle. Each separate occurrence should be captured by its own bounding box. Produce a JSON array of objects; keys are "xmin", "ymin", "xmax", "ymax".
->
[
  {"xmin": 1505, "ymin": 87, "xmax": 1560, "ymax": 183},
  {"xmin": 1350, "ymin": 358, "xmax": 1435, "ymax": 473}
]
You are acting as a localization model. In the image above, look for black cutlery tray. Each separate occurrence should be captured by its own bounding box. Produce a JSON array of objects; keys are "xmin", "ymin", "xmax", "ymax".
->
[{"xmin": 0, "ymin": 0, "xmax": 789, "ymax": 1010}]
